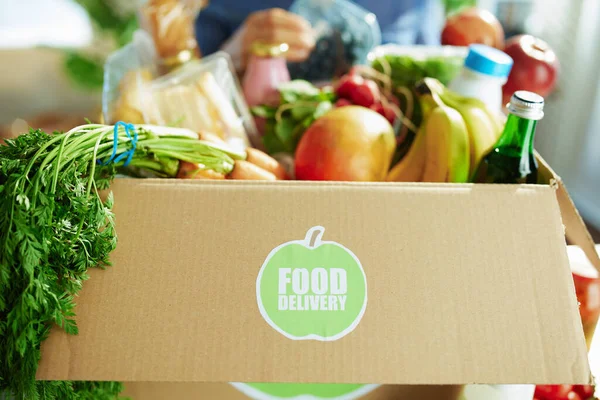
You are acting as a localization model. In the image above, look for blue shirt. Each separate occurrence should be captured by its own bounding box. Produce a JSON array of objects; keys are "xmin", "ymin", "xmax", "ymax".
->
[{"xmin": 195, "ymin": 0, "xmax": 444, "ymax": 56}]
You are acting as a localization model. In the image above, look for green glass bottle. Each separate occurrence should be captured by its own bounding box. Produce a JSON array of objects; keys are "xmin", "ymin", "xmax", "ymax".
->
[{"xmin": 471, "ymin": 91, "xmax": 545, "ymax": 184}]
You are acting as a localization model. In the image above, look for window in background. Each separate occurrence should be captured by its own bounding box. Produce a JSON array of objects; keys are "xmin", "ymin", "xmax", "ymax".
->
[
  {"xmin": 529, "ymin": 0, "xmax": 600, "ymax": 230},
  {"xmin": 0, "ymin": 0, "xmax": 93, "ymax": 49}
]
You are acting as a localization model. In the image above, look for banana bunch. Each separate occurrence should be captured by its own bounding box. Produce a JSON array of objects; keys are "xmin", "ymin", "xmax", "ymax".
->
[{"xmin": 387, "ymin": 78, "xmax": 505, "ymax": 183}]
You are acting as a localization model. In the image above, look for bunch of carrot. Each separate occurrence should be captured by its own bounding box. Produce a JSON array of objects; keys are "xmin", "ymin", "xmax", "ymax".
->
[{"xmin": 177, "ymin": 132, "xmax": 289, "ymax": 181}]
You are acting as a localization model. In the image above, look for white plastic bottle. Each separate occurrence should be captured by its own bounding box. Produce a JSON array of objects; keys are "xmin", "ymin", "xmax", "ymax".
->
[{"xmin": 449, "ymin": 44, "xmax": 514, "ymax": 113}]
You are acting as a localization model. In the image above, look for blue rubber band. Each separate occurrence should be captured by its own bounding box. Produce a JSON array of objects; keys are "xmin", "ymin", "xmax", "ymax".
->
[{"xmin": 98, "ymin": 121, "xmax": 138, "ymax": 167}]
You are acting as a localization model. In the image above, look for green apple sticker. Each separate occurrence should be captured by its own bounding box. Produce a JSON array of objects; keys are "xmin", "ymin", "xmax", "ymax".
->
[
  {"xmin": 256, "ymin": 226, "xmax": 367, "ymax": 341},
  {"xmin": 230, "ymin": 383, "xmax": 380, "ymax": 400}
]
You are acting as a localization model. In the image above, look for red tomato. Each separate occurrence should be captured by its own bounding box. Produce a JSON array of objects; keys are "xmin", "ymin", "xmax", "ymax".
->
[
  {"xmin": 568, "ymin": 391, "xmax": 582, "ymax": 400},
  {"xmin": 572, "ymin": 384, "xmax": 595, "ymax": 398},
  {"xmin": 535, "ymin": 385, "xmax": 554, "ymax": 399},
  {"xmin": 572, "ymin": 272, "xmax": 600, "ymax": 346},
  {"xmin": 535, "ymin": 385, "xmax": 574, "ymax": 400}
]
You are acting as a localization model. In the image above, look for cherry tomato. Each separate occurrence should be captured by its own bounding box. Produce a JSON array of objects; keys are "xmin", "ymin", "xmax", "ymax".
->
[
  {"xmin": 535, "ymin": 385, "xmax": 574, "ymax": 400},
  {"xmin": 334, "ymin": 98, "xmax": 353, "ymax": 108},
  {"xmin": 535, "ymin": 385, "xmax": 553, "ymax": 399},
  {"xmin": 572, "ymin": 384, "xmax": 595, "ymax": 398},
  {"xmin": 567, "ymin": 391, "xmax": 582, "ymax": 400}
]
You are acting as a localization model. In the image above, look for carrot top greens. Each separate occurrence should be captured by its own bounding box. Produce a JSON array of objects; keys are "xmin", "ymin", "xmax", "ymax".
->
[{"xmin": 0, "ymin": 123, "xmax": 243, "ymax": 399}]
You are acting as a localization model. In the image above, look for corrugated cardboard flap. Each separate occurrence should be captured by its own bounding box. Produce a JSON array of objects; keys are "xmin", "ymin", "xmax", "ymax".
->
[
  {"xmin": 536, "ymin": 152, "xmax": 600, "ymax": 273},
  {"xmin": 37, "ymin": 179, "xmax": 591, "ymax": 385}
]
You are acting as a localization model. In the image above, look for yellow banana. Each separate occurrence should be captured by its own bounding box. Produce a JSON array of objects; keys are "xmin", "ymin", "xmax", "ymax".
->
[
  {"xmin": 413, "ymin": 80, "xmax": 470, "ymax": 183},
  {"xmin": 443, "ymin": 106, "xmax": 470, "ymax": 183},
  {"xmin": 386, "ymin": 123, "xmax": 427, "ymax": 182},
  {"xmin": 436, "ymin": 89, "xmax": 499, "ymax": 178},
  {"xmin": 442, "ymin": 89, "xmax": 504, "ymax": 137},
  {"xmin": 420, "ymin": 98, "xmax": 470, "ymax": 183},
  {"xmin": 421, "ymin": 106, "xmax": 450, "ymax": 182}
]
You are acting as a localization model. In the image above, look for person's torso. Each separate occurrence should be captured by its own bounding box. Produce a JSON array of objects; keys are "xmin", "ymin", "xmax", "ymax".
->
[{"xmin": 202, "ymin": 0, "xmax": 428, "ymax": 36}]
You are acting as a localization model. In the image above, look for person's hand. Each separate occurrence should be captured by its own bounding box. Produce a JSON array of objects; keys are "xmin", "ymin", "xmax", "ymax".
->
[{"xmin": 242, "ymin": 8, "xmax": 315, "ymax": 66}]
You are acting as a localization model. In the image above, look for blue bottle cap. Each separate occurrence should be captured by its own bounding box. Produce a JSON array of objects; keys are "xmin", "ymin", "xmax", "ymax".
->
[{"xmin": 464, "ymin": 44, "xmax": 514, "ymax": 78}]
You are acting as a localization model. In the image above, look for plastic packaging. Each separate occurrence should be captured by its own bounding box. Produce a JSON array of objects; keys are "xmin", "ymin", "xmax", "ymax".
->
[
  {"xmin": 448, "ymin": 44, "xmax": 513, "ymax": 113},
  {"xmin": 137, "ymin": 0, "xmax": 208, "ymax": 74},
  {"xmin": 287, "ymin": 0, "xmax": 381, "ymax": 83},
  {"xmin": 103, "ymin": 30, "xmax": 257, "ymax": 152}
]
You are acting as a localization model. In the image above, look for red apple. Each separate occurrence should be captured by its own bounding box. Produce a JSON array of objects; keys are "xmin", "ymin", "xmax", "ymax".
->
[
  {"xmin": 441, "ymin": 8, "xmax": 505, "ymax": 49},
  {"xmin": 502, "ymin": 35, "xmax": 559, "ymax": 104}
]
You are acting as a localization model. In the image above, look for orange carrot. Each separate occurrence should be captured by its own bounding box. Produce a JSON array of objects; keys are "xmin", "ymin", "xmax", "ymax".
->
[
  {"xmin": 245, "ymin": 148, "xmax": 289, "ymax": 180},
  {"xmin": 177, "ymin": 161, "xmax": 225, "ymax": 179},
  {"xmin": 227, "ymin": 160, "xmax": 277, "ymax": 181}
]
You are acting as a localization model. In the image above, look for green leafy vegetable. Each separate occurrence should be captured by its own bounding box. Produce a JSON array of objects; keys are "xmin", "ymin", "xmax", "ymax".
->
[
  {"xmin": 372, "ymin": 54, "xmax": 464, "ymax": 88},
  {"xmin": 251, "ymin": 80, "xmax": 336, "ymax": 155},
  {"xmin": 0, "ymin": 124, "xmax": 243, "ymax": 399}
]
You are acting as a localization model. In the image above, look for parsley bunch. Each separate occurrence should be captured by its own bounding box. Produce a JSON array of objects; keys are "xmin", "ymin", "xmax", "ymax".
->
[{"xmin": 0, "ymin": 124, "xmax": 243, "ymax": 399}]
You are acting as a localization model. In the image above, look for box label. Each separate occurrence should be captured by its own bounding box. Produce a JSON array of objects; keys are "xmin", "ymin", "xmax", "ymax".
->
[
  {"xmin": 256, "ymin": 226, "xmax": 367, "ymax": 341},
  {"xmin": 230, "ymin": 383, "xmax": 380, "ymax": 400}
]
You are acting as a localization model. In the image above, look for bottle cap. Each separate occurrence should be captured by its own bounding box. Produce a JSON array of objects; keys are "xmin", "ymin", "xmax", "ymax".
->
[
  {"xmin": 251, "ymin": 42, "xmax": 289, "ymax": 58},
  {"xmin": 507, "ymin": 91, "xmax": 545, "ymax": 120},
  {"xmin": 464, "ymin": 44, "xmax": 514, "ymax": 78}
]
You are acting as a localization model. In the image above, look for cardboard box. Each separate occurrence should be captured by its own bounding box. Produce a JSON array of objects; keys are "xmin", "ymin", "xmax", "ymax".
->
[{"xmin": 36, "ymin": 157, "xmax": 600, "ymax": 400}]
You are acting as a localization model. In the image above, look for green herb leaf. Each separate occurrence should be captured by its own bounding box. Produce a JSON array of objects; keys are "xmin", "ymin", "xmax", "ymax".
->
[
  {"xmin": 0, "ymin": 124, "xmax": 237, "ymax": 400},
  {"xmin": 290, "ymin": 105, "xmax": 314, "ymax": 121},
  {"xmin": 278, "ymin": 80, "xmax": 319, "ymax": 98},
  {"xmin": 255, "ymin": 81, "xmax": 337, "ymax": 155},
  {"xmin": 313, "ymin": 101, "xmax": 333, "ymax": 119},
  {"xmin": 251, "ymin": 105, "xmax": 277, "ymax": 119},
  {"xmin": 274, "ymin": 118, "xmax": 297, "ymax": 153}
]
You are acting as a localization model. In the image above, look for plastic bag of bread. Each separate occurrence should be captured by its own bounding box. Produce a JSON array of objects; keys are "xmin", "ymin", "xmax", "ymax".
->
[
  {"xmin": 102, "ymin": 30, "xmax": 257, "ymax": 152},
  {"xmin": 137, "ymin": 0, "xmax": 208, "ymax": 73}
]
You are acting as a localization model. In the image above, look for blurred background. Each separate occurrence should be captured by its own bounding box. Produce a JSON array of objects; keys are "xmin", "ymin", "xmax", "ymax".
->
[{"xmin": 0, "ymin": 0, "xmax": 598, "ymax": 236}]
